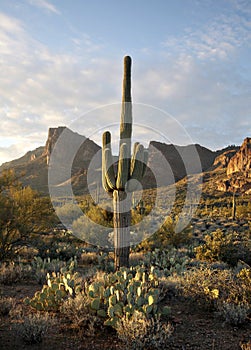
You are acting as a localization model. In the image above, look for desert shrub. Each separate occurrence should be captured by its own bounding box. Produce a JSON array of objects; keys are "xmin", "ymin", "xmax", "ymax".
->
[
  {"xmin": 180, "ymin": 266, "xmax": 230, "ymax": 308},
  {"xmin": 236, "ymin": 267, "xmax": 251, "ymax": 305},
  {"xmin": 139, "ymin": 216, "xmax": 192, "ymax": 251},
  {"xmin": 195, "ymin": 229, "xmax": 251, "ymax": 266},
  {"xmin": 129, "ymin": 252, "xmax": 145, "ymax": 267},
  {"xmin": 80, "ymin": 251, "xmax": 98, "ymax": 265},
  {"xmin": 60, "ymin": 293, "xmax": 101, "ymax": 335},
  {"xmin": 116, "ymin": 310, "xmax": 173, "ymax": 349},
  {"xmin": 0, "ymin": 297, "xmax": 15, "ymax": 316},
  {"xmin": 72, "ymin": 214, "xmax": 112, "ymax": 247},
  {"xmin": 179, "ymin": 264, "xmax": 251, "ymax": 320},
  {"xmin": 16, "ymin": 246, "xmax": 39, "ymax": 262},
  {"xmin": 218, "ymin": 301, "xmax": 250, "ymax": 325},
  {"xmin": 55, "ymin": 203, "xmax": 82, "ymax": 226},
  {"xmin": 0, "ymin": 261, "xmax": 32, "ymax": 285},
  {"xmin": 14, "ymin": 312, "xmax": 54, "ymax": 344}
]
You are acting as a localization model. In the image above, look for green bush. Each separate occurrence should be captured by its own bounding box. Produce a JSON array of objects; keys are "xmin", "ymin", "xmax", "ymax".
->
[
  {"xmin": 195, "ymin": 229, "xmax": 251, "ymax": 266},
  {"xmin": 139, "ymin": 216, "xmax": 192, "ymax": 251}
]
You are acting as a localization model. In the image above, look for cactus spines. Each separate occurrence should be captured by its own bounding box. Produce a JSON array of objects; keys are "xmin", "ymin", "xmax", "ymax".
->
[{"xmin": 102, "ymin": 56, "xmax": 148, "ymax": 269}]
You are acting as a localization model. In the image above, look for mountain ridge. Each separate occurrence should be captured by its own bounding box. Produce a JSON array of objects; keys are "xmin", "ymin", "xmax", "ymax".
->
[{"xmin": 0, "ymin": 126, "xmax": 249, "ymax": 195}]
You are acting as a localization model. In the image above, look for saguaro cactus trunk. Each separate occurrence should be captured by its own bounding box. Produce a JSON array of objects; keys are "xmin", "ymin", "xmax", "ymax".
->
[{"xmin": 102, "ymin": 56, "xmax": 148, "ymax": 269}]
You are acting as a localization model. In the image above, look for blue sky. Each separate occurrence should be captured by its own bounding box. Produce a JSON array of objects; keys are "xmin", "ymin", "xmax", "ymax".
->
[{"xmin": 0, "ymin": 0, "xmax": 251, "ymax": 164}]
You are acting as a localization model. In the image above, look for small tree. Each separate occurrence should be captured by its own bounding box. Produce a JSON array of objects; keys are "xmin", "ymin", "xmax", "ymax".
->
[
  {"xmin": 0, "ymin": 170, "xmax": 55, "ymax": 260},
  {"xmin": 102, "ymin": 56, "xmax": 148, "ymax": 269}
]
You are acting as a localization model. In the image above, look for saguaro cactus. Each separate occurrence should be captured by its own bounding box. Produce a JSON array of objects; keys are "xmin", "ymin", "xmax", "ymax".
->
[{"xmin": 102, "ymin": 56, "xmax": 148, "ymax": 269}]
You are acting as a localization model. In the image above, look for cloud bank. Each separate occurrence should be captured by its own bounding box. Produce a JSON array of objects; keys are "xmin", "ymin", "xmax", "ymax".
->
[{"xmin": 0, "ymin": 1, "xmax": 250, "ymax": 164}]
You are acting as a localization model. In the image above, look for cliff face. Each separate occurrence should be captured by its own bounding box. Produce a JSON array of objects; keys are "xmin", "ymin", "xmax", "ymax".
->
[
  {"xmin": 215, "ymin": 138, "xmax": 251, "ymax": 194},
  {"xmin": 43, "ymin": 126, "xmax": 100, "ymax": 167},
  {"xmin": 43, "ymin": 126, "xmax": 67, "ymax": 165},
  {"xmin": 227, "ymin": 138, "xmax": 251, "ymax": 176}
]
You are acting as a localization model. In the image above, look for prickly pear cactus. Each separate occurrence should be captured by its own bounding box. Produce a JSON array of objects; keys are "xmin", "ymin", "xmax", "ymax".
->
[
  {"xmin": 86, "ymin": 266, "xmax": 170, "ymax": 328},
  {"xmin": 102, "ymin": 56, "xmax": 148, "ymax": 269},
  {"xmin": 25, "ymin": 271, "xmax": 82, "ymax": 311}
]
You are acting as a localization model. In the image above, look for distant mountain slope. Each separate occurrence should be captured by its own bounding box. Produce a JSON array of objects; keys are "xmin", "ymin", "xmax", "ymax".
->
[
  {"xmin": 143, "ymin": 141, "xmax": 218, "ymax": 188},
  {"xmin": 0, "ymin": 146, "xmax": 44, "ymax": 171}
]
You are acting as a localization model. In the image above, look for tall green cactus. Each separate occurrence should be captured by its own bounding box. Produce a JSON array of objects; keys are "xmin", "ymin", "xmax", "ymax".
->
[{"xmin": 102, "ymin": 56, "xmax": 148, "ymax": 269}]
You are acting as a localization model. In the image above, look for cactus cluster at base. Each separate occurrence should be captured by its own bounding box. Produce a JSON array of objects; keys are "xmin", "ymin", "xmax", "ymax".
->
[
  {"xmin": 25, "ymin": 271, "xmax": 82, "ymax": 311},
  {"xmin": 86, "ymin": 265, "xmax": 170, "ymax": 327}
]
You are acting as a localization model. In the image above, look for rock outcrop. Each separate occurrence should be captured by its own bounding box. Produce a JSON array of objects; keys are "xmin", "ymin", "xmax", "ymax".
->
[
  {"xmin": 227, "ymin": 137, "xmax": 251, "ymax": 175},
  {"xmin": 215, "ymin": 138, "xmax": 251, "ymax": 194},
  {"xmin": 213, "ymin": 149, "xmax": 237, "ymax": 169}
]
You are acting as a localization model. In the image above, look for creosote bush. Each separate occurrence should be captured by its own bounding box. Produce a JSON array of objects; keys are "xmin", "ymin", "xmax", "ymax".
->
[
  {"xmin": 218, "ymin": 301, "xmax": 250, "ymax": 325},
  {"xmin": 60, "ymin": 293, "xmax": 101, "ymax": 336},
  {"xmin": 179, "ymin": 264, "xmax": 251, "ymax": 324},
  {"xmin": 139, "ymin": 216, "xmax": 192, "ymax": 251},
  {"xmin": 116, "ymin": 310, "xmax": 173, "ymax": 349},
  {"xmin": 14, "ymin": 312, "xmax": 54, "ymax": 344}
]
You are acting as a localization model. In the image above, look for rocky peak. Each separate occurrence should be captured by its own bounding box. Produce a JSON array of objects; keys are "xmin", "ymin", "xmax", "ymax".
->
[
  {"xmin": 43, "ymin": 126, "xmax": 67, "ymax": 165},
  {"xmin": 227, "ymin": 137, "xmax": 251, "ymax": 176}
]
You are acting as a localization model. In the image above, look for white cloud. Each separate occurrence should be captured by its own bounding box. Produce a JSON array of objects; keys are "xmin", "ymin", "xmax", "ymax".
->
[
  {"xmin": 27, "ymin": 0, "xmax": 60, "ymax": 15},
  {"xmin": 0, "ymin": 6, "xmax": 250, "ymax": 165},
  {"xmin": 162, "ymin": 9, "xmax": 251, "ymax": 61},
  {"xmin": 0, "ymin": 12, "xmax": 121, "ymax": 163}
]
